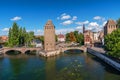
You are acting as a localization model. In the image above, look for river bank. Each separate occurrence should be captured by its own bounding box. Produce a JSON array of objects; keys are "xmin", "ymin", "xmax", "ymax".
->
[{"xmin": 87, "ymin": 47, "xmax": 120, "ymax": 72}]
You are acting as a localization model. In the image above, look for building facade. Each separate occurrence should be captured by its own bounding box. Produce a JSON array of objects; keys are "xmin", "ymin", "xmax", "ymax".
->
[
  {"xmin": 98, "ymin": 30, "xmax": 104, "ymax": 45},
  {"xmin": 44, "ymin": 20, "xmax": 56, "ymax": 51},
  {"xmin": 93, "ymin": 32, "xmax": 100, "ymax": 42},
  {"xmin": 104, "ymin": 19, "xmax": 117, "ymax": 36},
  {"xmin": 83, "ymin": 25, "xmax": 94, "ymax": 46},
  {"xmin": 32, "ymin": 39, "xmax": 42, "ymax": 48},
  {"xmin": 84, "ymin": 30, "xmax": 93, "ymax": 46},
  {"xmin": 57, "ymin": 34, "xmax": 65, "ymax": 42},
  {"xmin": 0, "ymin": 36, "xmax": 8, "ymax": 43}
]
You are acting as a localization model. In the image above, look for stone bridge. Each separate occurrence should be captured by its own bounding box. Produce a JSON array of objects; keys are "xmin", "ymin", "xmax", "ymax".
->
[
  {"xmin": 60, "ymin": 46, "xmax": 87, "ymax": 53},
  {"xmin": 1, "ymin": 47, "xmax": 42, "ymax": 54}
]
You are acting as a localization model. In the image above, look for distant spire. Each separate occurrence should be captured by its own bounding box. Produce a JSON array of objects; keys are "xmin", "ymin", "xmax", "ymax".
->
[{"xmin": 83, "ymin": 24, "xmax": 85, "ymax": 33}]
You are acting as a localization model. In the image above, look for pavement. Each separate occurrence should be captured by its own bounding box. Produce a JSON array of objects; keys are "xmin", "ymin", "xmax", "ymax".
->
[{"xmin": 90, "ymin": 47, "xmax": 106, "ymax": 53}]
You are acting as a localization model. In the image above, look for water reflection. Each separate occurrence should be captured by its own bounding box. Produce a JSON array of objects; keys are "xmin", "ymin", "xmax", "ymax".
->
[
  {"xmin": 0, "ymin": 50, "xmax": 120, "ymax": 80},
  {"xmin": 45, "ymin": 57, "xmax": 57, "ymax": 80},
  {"xmin": 6, "ymin": 50, "xmax": 21, "ymax": 55},
  {"xmin": 55, "ymin": 53, "xmax": 105, "ymax": 80}
]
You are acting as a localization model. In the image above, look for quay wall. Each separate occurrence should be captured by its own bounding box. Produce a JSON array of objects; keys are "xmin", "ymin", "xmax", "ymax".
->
[{"xmin": 87, "ymin": 48, "xmax": 120, "ymax": 72}]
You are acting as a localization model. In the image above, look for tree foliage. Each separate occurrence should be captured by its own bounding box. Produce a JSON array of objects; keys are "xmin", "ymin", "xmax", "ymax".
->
[
  {"xmin": 34, "ymin": 36, "xmax": 44, "ymax": 44},
  {"xmin": 8, "ymin": 22, "xmax": 35, "ymax": 47},
  {"xmin": 117, "ymin": 18, "xmax": 120, "ymax": 28},
  {"xmin": 104, "ymin": 29, "xmax": 120, "ymax": 58},
  {"xmin": 65, "ymin": 31, "xmax": 84, "ymax": 45},
  {"xmin": 69, "ymin": 32, "xmax": 76, "ymax": 42}
]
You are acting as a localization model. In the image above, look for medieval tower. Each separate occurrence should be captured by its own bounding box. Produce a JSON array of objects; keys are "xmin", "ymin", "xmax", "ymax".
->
[
  {"xmin": 44, "ymin": 20, "xmax": 56, "ymax": 51},
  {"xmin": 104, "ymin": 19, "xmax": 117, "ymax": 36}
]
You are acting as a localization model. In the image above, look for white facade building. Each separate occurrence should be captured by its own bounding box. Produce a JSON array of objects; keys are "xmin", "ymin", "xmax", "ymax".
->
[
  {"xmin": 57, "ymin": 34, "xmax": 65, "ymax": 42},
  {"xmin": 32, "ymin": 39, "xmax": 43, "ymax": 48},
  {"xmin": 93, "ymin": 32, "xmax": 100, "ymax": 42}
]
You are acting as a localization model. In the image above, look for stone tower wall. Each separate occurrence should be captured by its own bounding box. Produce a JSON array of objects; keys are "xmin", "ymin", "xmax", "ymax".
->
[{"xmin": 44, "ymin": 20, "xmax": 55, "ymax": 51}]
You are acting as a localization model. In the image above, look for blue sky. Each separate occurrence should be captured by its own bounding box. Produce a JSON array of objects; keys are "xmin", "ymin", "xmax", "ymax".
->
[{"xmin": 0, "ymin": 0, "xmax": 120, "ymax": 35}]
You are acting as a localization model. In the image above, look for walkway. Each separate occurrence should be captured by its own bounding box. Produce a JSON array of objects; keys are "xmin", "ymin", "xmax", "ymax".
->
[
  {"xmin": 87, "ymin": 47, "xmax": 120, "ymax": 72},
  {"xmin": 90, "ymin": 47, "xmax": 106, "ymax": 53}
]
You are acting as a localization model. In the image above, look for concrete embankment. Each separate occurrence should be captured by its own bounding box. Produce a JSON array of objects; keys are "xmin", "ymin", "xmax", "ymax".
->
[
  {"xmin": 87, "ymin": 47, "xmax": 120, "ymax": 72},
  {"xmin": 39, "ymin": 50, "xmax": 61, "ymax": 57}
]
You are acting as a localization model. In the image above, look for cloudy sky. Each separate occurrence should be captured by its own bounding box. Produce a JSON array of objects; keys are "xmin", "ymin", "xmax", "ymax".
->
[{"xmin": 0, "ymin": 0, "xmax": 120, "ymax": 35}]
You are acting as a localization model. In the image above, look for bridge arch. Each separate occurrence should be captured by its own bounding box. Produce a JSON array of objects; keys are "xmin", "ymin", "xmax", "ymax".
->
[
  {"xmin": 25, "ymin": 50, "xmax": 37, "ymax": 55},
  {"xmin": 2, "ymin": 48, "xmax": 42, "ymax": 54},
  {"xmin": 5, "ymin": 50, "xmax": 21, "ymax": 55},
  {"xmin": 65, "ymin": 48, "xmax": 83, "ymax": 52},
  {"xmin": 61, "ymin": 47, "xmax": 86, "ymax": 53}
]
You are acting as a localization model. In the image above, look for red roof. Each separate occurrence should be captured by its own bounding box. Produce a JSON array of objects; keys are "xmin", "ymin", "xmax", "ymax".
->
[
  {"xmin": 1, "ymin": 36, "xmax": 8, "ymax": 40},
  {"xmin": 58, "ymin": 34, "xmax": 65, "ymax": 38}
]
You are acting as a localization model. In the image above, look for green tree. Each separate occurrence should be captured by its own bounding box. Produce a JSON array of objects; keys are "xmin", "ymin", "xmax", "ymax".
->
[
  {"xmin": 39, "ymin": 36, "xmax": 44, "ymax": 44},
  {"xmin": 25, "ymin": 31, "xmax": 34, "ymax": 47},
  {"xmin": 66, "ymin": 31, "xmax": 84, "ymax": 46},
  {"xmin": 22, "ymin": 27, "xmax": 27, "ymax": 46},
  {"xmin": 78, "ymin": 33, "xmax": 84, "ymax": 45},
  {"xmin": 12, "ymin": 22, "xmax": 19, "ymax": 46},
  {"xmin": 19, "ymin": 27, "xmax": 24, "ymax": 46},
  {"xmin": 104, "ymin": 28, "xmax": 120, "ymax": 58},
  {"xmin": 8, "ymin": 23, "xmax": 35, "ymax": 47},
  {"xmin": 28, "ymin": 31, "xmax": 34, "ymax": 43},
  {"xmin": 66, "ymin": 33, "xmax": 70, "ymax": 42},
  {"xmin": 8, "ymin": 22, "xmax": 19, "ymax": 47},
  {"xmin": 8, "ymin": 28, "xmax": 13, "ymax": 47},
  {"xmin": 117, "ymin": 18, "xmax": 120, "ymax": 28},
  {"xmin": 73, "ymin": 31, "xmax": 79, "ymax": 43}
]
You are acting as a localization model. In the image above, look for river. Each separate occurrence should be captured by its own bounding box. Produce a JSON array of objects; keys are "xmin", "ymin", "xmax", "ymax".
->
[{"xmin": 0, "ymin": 50, "xmax": 120, "ymax": 80}]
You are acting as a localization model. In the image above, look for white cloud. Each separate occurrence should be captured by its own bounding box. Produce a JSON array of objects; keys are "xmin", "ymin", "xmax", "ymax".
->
[
  {"xmin": 61, "ymin": 15, "xmax": 71, "ymax": 20},
  {"xmin": 61, "ymin": 20, "xmax": 73, "ymax": 25},
  {"xmin": 93, "ymin": 16, "xmax": 101, "ymax": 20},
  {"xmin": 86, "ymin": 22, "xmax": 104, "ymax": 32},
  {"xmin": 76, "ymin": 26, "xmax": 82, "ymax": 30},
  {"xmin": 33, "ymin": 29, "xmax": 44, "ymax": 35},
  {"xmin": 93, "ymin": 16, "xmax": 105, "ymax": 21},
  {"xmin": 75, "ymin": 26, "xmax": 83, "ymax": 32},
  {"xmin": 36, "ymin": 29, "xmax": 41, "ymax": 33},
  {"xmin": 72, "ymin": 16, "xmax": 77, "ymax": 20},
  {"xmin": 26, "ymin": 29, "xmax": 44, "ymax": 35},
  {"xmin": 61, "ymin": 13, "xmax": 66, "ymax": 16},
  {"xmin": 88, "ymin": 22, "xmax": 99, "ymax": 27},
  {"xmin": 57, "ymin": 13, "xmax": 71, "ymax": 20},
  {"xmin": 10, "ymin": 16, "xmax": 22, "ymax": 21},
  {"xmin": 75, "ymin": 20, "xmax": 89, "ymax": 25},
  {"xmin": 102, "ymin": 21, "xmax": 107, "ymax": 26},
  {"xmin": 56, "ymin": 28, "xmax": 74, "ymax": 34},
  {"xmin": 2, "ymin": 28, "xmax": 9, "ymax": 32},
  {"xmin": 85, "ymin": 22, "xmax": 100, "ymax": 31},
  {"xmin": 92, "ymin": 27, "xmax": 103, "ymax": 32},
  {"xmin": 83, "ymin": 21, "xmax": 89, "ymax": 24}
]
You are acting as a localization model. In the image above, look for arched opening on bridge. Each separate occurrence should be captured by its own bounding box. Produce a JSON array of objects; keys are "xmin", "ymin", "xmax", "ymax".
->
[
  {"xmin": 6, "ymin": 50, "xmax": 21, "ymax": 55},
  {"xmin": 25, "ymin": 50, "xmax": 37, "ymax": 55},
  {"xmin": 64, "ymin": 49, "xmax": 83, "ymax": 54}
]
